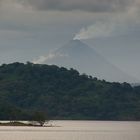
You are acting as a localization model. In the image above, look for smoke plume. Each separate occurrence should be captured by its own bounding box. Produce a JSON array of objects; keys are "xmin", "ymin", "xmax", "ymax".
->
[{"xmin": 73, "ymin": 22, "xmax": 115, "ymax": 40}]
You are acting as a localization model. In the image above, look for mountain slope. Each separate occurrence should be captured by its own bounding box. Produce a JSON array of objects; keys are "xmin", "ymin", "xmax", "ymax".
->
[
  {"xmin": 0, "ymin": 63, "xmax": 140, "ymax": 120},
  {"xmin": 44, "ymin": 40, "xmax": 137, "ymax": 83}
]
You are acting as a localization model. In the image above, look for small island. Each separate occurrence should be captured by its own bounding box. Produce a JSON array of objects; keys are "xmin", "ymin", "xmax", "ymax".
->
[
  {"xmin": 0, "ymin": 111, "xmax": 50, "ymax": 127},
  {"xmin": 0, "ymin": 121, "xmax": 34, "ymax": 127},
  {"xmin": 0, "ymin": 121, "xmax": 52, "ymax": 127}
]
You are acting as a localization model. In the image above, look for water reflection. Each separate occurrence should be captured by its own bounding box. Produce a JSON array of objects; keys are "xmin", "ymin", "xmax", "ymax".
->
[{"xmin": 0, "ymin": 121, "xmax": 140, "ymax": 140}]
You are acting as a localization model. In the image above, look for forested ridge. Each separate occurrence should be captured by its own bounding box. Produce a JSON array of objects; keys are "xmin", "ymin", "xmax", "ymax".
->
[{"xmin": 0, "ymin": 62, "xmax": 140, "ymax": 120}]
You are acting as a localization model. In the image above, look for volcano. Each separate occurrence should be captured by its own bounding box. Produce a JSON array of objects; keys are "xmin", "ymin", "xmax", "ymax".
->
[{"xmin": 39, "ymin": 39, "xmax": 137, "ymax": 82}]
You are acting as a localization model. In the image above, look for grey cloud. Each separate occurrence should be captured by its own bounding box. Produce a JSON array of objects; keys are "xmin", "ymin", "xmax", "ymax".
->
[
  {"xmin": 18, "ymin": 0, "xmax": 137, "ymax": 12},
  {"xmin": 0, "ymin": 0, "xmax": 139, "ymax": 13}
]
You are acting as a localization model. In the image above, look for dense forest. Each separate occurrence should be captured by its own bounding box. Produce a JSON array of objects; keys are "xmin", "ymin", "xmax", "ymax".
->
[{"xmin": 0, "ymin": 62, "xmax": 140, "ymax": 120}]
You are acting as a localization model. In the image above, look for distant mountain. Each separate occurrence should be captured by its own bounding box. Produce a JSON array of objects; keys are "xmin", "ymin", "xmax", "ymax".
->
[
  {"xmin": 44, "ymin": 39, "xmax": 137, "ymax": 83},
  {"xmin": 0, "ymin": 63, "xmax": 140, "ymax": 120},
  {"xmin": 131, "ymin": 83, "xmax": 140, "ymax": 87}
]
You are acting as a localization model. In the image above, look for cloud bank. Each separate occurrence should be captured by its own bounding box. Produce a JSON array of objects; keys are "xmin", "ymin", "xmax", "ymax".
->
[
  {"xmin": 0, "ymin": 0, "xmax": 139, "ymax": 12},
  {"xmin": 73, "ymin": 0, "xmax": 140, "ymax": 40}
]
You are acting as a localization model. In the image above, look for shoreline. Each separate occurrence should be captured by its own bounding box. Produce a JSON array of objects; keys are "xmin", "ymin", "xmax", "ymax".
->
[{"xmin": 0, "ymin": 121, "xmax": 53, "ymax": 127}]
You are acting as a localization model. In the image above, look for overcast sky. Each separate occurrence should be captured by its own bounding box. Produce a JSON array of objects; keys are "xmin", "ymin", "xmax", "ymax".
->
[{"xmin": 0, "ymin": 0, "xmax": 140, "ymax": 81}]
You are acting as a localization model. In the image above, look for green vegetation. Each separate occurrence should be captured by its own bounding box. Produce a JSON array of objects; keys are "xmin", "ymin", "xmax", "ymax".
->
[
  {"xmin": 0, "ymin": 62, "xmax": 140, "ymax": 120},
  {"xmin": 31, "ymin": 111, "xmax": 47, "ymax": 126},
  {"xmin": 0, "ymin": 121, "xmax": 47, "ymax": 127},
  {"xmin": 0, "ymin": 121, "xmax": 32, "ymax": 126}
]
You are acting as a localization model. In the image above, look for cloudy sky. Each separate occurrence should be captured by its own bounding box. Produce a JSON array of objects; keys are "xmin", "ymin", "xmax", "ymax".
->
[{"xmin": 0, "ymin": 0, "xmax": 140, "ymax": 81}]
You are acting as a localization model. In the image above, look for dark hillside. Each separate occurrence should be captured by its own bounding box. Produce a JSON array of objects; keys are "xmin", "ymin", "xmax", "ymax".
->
[{"xmin": 0, "ymin": 62, "xmax": 139, "ymax": 120}]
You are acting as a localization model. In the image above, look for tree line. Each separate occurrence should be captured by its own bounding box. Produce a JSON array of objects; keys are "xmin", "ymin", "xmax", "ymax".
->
[{"xmin": 0, "ymin": 62, "xmax": 140, "ymax": 120}]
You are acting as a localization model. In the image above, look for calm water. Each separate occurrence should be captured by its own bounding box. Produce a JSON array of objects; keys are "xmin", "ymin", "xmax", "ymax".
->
[{"xmin": 0, "ymin": 121, "xmax": 140, "ymax": 140}]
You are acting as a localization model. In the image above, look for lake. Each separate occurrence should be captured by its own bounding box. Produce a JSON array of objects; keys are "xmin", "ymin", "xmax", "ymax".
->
[{"xmin": 0, "ymin": 121, "xmax": 140, "ymax": 140}]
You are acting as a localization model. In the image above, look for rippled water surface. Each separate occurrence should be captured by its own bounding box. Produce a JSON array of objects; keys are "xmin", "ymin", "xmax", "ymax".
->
[{"xmin": 0, "ymin": 121, "xmax": 140, "ymax": 140}]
